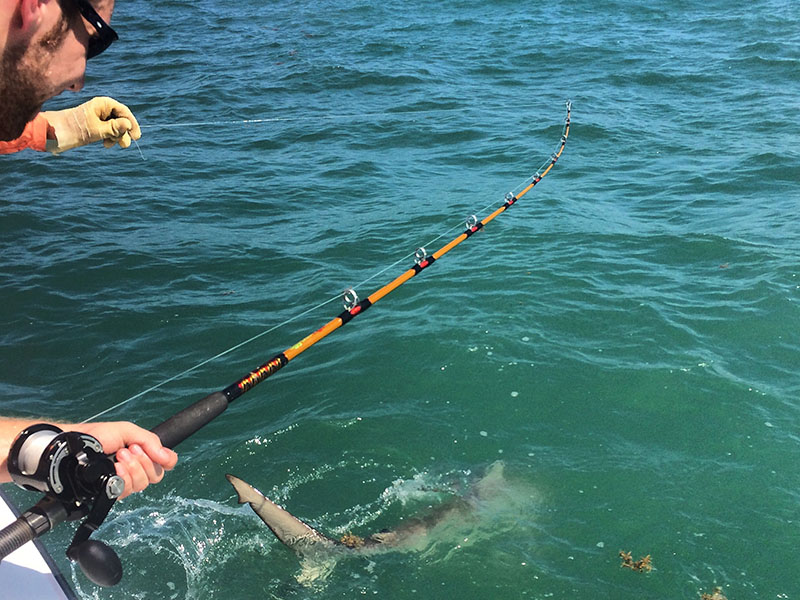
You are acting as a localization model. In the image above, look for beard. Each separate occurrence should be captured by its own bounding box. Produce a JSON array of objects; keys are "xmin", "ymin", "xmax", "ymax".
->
[
  {"xmin": 0, "ymin": 10, "xmax": 73, "ymax": 141},
  {"xmin": 0, "ymin": 43, "xmax": 42, "ymax": 141}
]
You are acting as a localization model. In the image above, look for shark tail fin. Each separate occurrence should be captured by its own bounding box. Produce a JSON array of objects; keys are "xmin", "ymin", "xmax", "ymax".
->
[
  {"xmin": 226, "ymin": 473, "xmax": 266, "ymax": 506},
  {"xmin": 226, "ymin": 474, "xmax": 335, "ymax": 551}
]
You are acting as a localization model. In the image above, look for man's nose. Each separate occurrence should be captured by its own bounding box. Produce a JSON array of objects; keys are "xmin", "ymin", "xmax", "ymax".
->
[{"xmin": 68, "ymin": 77, "xmax": 85, "ymax": 92}]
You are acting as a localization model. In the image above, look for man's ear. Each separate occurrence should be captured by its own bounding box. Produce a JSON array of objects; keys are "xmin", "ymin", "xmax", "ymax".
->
[{"xmin": 14, "ymin": 0, "xmax": 55, "ymax": 35}]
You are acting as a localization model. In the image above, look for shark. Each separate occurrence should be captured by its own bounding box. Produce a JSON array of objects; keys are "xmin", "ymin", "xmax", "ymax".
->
[{"xmin": 226, "ymin": 460, "xmax": 510, "ymax": 562}]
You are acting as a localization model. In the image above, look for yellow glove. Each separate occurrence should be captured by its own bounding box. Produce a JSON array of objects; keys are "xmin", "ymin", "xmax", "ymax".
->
[{"xmin": 41, "ymin": 97, "xmax": 142, "ymax": 154}]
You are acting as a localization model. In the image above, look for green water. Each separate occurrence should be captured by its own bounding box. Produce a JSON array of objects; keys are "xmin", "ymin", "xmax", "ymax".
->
[{"xmin": 1, "ymin": 0, "xmax": 798, "ymax": 598}]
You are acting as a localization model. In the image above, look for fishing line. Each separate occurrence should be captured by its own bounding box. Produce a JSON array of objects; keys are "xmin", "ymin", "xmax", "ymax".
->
[
  {"xmin": 86, "ymin": 101, "xmax": 571, "ymax": 424},
  {"xmin": 82, "ymin": 246, "xmax": 427, "ymax": 423},
  {"xmin": 83, "ymin": 246, "xmax": 433, "ymax": 423},
  {"xmin": 81, "ymin": 293, "xmax": 340, "ymax": 423},
  {"xmin": 131, "ymin": 136, "xmax": 146, "ymax": 161},
  {"xmin": 140, "ymin": 111, "xmax": 428, "ymax": 131},
  {"xmin": 138, "ymin": 104, "xmax": 534, "ymax": 132}
]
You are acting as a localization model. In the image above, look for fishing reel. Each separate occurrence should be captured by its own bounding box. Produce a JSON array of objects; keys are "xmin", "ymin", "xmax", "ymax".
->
[{"xmin": 6, "ymin": 423, "xmax": 124, "ymax": 586}]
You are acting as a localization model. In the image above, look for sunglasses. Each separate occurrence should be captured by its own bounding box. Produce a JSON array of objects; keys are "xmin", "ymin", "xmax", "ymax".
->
[{"xmin": 73, "ymin": 0, "xmax": 118, "ymax": 60}]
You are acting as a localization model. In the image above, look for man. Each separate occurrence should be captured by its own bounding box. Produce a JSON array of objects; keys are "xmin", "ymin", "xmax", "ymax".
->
[
  {"xmin": 0, "ymin": 0, "xmax": 140, "ymax": 151},
  {"xmin": 0, "ymin": 0, "xmax": 175, "ymax": 499}
]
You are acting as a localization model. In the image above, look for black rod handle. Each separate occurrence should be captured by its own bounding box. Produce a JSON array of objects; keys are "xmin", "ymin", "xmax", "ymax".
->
[
  {"xmin": 150, "ymin": 391, "xmax": 229, "ymax": 449},
  {"xmin": 0, "ymin": 496, "xmax": 68, "ymax": 561},
  {"xmin": 0, "ymin": 516, "xmax": 36, "ymax": 560}
]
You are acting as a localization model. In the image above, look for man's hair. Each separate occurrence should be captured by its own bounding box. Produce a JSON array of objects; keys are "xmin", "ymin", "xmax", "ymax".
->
[{"xmin": 55, "ymin": 0, "xmax": 81, "ymax": 20}]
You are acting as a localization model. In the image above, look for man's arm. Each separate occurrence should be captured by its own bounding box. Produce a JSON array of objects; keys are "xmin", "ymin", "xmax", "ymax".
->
[
  {"xmin": 0, "ymin": 97, "xmax": 142, "ymax": 155},
  {"xmin": 0, "ymin": 114, "xmax": 49, "ymax": 154}
]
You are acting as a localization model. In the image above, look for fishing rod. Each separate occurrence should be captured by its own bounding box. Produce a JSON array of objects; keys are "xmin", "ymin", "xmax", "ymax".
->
[
  {"xmin": 0, "ymin": 100, "xmax": 571, "ymax": 587},
  {"xmin": 152, "ymin": 99, "xmax": 570, "ymax": 448}
]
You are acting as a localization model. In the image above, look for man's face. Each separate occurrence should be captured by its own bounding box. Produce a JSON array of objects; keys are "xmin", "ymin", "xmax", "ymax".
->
[{"xmin": 0, "ymin": 0, "xmax": 115, "ymax": 141}]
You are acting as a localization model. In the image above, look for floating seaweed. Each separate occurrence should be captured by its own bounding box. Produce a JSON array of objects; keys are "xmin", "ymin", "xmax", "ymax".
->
[
  {"xmin": 619, "ymin": 550, "xmax": 652, "ymax": 572},
  {"xmin": 701, "ymin": 587, "xmax": 728, "ymax": 600},
  {"xmin": 339, "ymin": 533, "xmax": 365, "ymax": 549}
]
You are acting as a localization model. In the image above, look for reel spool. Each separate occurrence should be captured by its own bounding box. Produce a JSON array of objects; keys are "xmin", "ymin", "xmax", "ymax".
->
[{"xmin": 8, "ymin": 424, "xmax": 122, "ymax": 499}]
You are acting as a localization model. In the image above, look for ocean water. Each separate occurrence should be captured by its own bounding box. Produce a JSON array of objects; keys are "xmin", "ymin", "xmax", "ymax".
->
[{"xmin": 1, "ymin": 0, "xmax": 799, "ymax": 598}]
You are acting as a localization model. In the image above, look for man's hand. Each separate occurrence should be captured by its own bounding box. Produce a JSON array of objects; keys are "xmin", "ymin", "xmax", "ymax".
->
[
  {"xmin": 41, "ymin": 97, "xmax": 142, "ymax": 154},
  {"xmin": 71, "ymin": 422, "xmax": 178, "ymax": 499}
]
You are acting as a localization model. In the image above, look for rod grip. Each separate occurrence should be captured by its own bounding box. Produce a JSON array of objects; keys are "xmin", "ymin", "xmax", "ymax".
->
[
  {"xmin": 0, "ymin": 496, "xmax": 66, "ymax": 561},
  {"xmin": 0, "ymin": 516, "xmax": 35, "ymax": 560},
  {"xmin": 151, "ymin": 391, "xmax": 229, "ymax": 449}
]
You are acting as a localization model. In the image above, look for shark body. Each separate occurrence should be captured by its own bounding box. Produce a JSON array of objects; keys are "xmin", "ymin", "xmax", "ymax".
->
[{"xmin": 226, "ymin": 461, "xmax": 507, "ymax": 556}]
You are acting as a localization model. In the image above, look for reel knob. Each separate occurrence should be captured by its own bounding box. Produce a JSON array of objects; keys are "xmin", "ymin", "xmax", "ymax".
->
[{"xmin": 67, "ymin": 539, "xmax": 123, "ymax": 587}]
